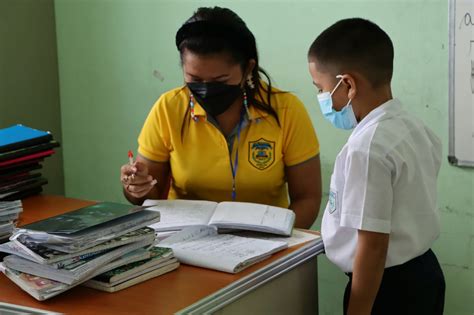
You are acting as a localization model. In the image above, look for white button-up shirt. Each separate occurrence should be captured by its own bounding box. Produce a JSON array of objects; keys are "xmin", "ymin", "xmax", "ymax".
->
[{"xmin": 322, "ymin": 98, "xmax": 442, "ymax": 273}]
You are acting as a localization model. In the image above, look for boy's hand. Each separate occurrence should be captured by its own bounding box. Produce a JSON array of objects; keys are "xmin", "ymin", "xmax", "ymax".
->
[{"xmin": 347, "ymin": 230, "xmax": 389, "ymax": 315}]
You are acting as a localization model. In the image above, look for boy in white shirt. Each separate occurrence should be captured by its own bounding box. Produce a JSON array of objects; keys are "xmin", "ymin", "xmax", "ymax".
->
[{"xmin": 307, "ymin": 18, "xmax": 445, "ymax": 315}]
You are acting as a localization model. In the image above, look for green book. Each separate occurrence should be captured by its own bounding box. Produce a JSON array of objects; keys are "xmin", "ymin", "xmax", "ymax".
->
[
  {"xmin": 22, "ymin": 202, "xmax": 148, "ymax": 234},
  {"xmin": 93, "ymin": 247, "xmax": 174, "ymax": 284},
  {"xmin": 83, "ymin": 261, "xmax": 180, "ymax": 293}
]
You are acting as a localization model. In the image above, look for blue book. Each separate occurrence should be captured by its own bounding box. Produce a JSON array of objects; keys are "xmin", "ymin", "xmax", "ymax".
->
[{"xmin": 0, "ymin": 125, "xmax": 52, "ymax": 153}]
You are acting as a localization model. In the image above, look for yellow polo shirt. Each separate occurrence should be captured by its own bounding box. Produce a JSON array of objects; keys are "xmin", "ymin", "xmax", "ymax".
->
[{"xmin": 138, "ymin": 86, "xmax": 319, "ymax": 208}]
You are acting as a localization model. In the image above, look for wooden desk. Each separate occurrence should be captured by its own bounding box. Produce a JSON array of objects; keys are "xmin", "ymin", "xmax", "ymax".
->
[{"xmin": 0, "ymin": 195, "xmax": 322, "ymax": 315}]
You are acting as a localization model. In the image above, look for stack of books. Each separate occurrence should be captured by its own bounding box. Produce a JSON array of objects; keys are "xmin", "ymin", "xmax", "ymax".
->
[
  {"xmin": 0, "ymin": 202, "xmax": 176, "ymax": 300},
  {"xmin": 0, "ymin": 201, "xmax": 22, "ymax": 243},
  {"xmin": 83, "ymin": 246, "xmax": 179, "ymax": 292},
  {"xmin": 0, "ymin": 124, "xmax": 60, "ymax": 201}
]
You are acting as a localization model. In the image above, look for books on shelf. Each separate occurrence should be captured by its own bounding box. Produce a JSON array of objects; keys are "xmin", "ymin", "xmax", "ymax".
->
[
  {"xmin": 159, "ymin": 226, "xmax": 288, "ymax": 273},
  {"xmin": 144, "ymin": 199, "xmax": 296, "ymax": 236},
  {"xmin": 83, "ymin": 247, "xmax": 179, "ymax": 292}
]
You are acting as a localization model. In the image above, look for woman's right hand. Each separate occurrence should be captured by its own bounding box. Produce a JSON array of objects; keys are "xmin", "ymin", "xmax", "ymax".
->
[{"xmin": 120, "ymin": 161, "xmax": 157, "ymax": 199}]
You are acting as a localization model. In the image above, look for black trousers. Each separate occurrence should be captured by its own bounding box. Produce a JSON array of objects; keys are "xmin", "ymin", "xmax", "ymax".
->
[{"xmin": 343, "ymin": 249, "xmax": 445, "ymax": 315}]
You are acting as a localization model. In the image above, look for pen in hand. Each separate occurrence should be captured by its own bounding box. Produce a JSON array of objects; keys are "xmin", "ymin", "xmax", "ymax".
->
[
  {"xmin": 128, "ymin": 150, "xmax": 135, "ymax": 180},
  {"xmin": 122, "ymin": 150, "xmax": 158, "ymax": 190},
  {"xmin": 128, "ymin": 150, "xmax": 134, "ymax": 165}
]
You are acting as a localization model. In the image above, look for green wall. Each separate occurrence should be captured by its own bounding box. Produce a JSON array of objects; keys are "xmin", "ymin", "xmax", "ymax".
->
[
  {"xmin": 54, "ymin": 0, "xmax": 473, "ymax": 314},
  {"xmin": 0, "ymin": 0, "xmax": 64, "ymax": 195}
]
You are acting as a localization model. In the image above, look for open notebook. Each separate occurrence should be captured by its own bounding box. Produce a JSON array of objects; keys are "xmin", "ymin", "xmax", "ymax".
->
[{"xmin": 143, "ymin": 199, "xmax": 295, "ymax": 236}]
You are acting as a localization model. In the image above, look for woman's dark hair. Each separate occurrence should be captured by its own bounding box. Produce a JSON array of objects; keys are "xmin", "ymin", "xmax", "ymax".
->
[{"xmin": 176, "ymin": 7, "xmax": 279, "ymax": 123}]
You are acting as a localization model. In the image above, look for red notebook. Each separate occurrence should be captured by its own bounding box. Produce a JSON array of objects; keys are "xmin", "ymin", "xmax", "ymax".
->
[{"xmin": 0, "ymin": 150, "xmax": 54, "ymax": 167}]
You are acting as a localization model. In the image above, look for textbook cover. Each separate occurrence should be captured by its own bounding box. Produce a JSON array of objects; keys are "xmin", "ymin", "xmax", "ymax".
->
[{"xmin": 22, "ymin": 202, "xmax": 148, "ymax": 234}]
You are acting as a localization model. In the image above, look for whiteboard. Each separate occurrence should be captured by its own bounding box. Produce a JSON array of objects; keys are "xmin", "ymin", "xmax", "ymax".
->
[{"xmin": 449, "ymin": 0, "xmax": 474, "ymax": 167}]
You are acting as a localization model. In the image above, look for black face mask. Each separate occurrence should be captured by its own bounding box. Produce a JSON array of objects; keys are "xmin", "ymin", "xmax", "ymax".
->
[{"xmin": 187, "ymin": 81, "xmax": 242, "ymax": 117}]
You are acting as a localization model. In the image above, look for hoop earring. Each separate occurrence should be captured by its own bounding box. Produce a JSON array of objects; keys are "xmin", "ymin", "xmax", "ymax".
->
[{"xmin": 246, "ymin": 74, "xmax": 255, "ymax": 89}]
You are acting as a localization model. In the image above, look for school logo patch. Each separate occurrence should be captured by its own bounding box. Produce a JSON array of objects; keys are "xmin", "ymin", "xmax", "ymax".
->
[
  {"xmin": 328, "ymin": 190, "xmax": 337, "ymax": 214},
  {"xmin": 248, "ymin": 138, "xmax": 275, "ymax": 170}
]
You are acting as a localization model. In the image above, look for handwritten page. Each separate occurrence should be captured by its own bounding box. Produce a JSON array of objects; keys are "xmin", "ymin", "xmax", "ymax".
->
[
  {"xmin": 143, "ymin": 199, "xmax": 217, "ymax": 231},
  {"xmin": 159, "ymin": 226, "xmax": 287, "ymax": 273},
  {"xmin": 210, "ymin": 202, "xmax": 295, "ymax": 236},
  {"xmin": 142, "ymin": 199, "xmax": 296, "ymax": 236},
  {"xmin": 231, "ymin": 229, "xmax": 321, "ymax": 247}
]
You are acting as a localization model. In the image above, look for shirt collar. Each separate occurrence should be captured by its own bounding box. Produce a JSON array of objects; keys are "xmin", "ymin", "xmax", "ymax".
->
[{"xmin": 351, "ymin": 98, "xmax": 402, "ymax": 137}]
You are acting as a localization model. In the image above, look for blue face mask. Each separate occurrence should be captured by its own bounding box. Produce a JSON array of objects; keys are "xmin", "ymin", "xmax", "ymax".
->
[{"xmin": 317, "ymin": 75, "xmax": 357, "ymax": 130}]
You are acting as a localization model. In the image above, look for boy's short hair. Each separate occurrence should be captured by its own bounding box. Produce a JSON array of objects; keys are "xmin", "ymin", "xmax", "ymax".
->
[{"xmin": 308, "ymin": 18, "xmax": 394, "ymax": 88}]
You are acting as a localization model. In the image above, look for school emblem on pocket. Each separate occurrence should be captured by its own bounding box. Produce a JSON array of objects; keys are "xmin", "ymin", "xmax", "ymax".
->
[
  {"xmin": 328, "ymin": 190, "xmax": 337, "ymax": 214},
  {"xmin": 248, "ymin": 138, "xmax": 275, "ymax": 170}
]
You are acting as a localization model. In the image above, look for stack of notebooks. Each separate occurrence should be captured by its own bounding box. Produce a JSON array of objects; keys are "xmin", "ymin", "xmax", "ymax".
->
[
  {"xmin": 0, "ymin": 124, "xmax": 60, "ymax": 201},
  {"xmin": 0, "ymin": 202, "xmax": 178, "ymax": 300},
  {"xmin": 0, "ymin": 201, "xmax": 22, "ymax": 243},
  {"xmin": 83, "ymin": 246, "xmax": 178, "ymax": 292}
]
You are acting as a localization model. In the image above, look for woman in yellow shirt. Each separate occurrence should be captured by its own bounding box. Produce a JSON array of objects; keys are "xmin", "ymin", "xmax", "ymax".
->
[{"xmin": 120, "ymin": 7, "xmax": 322, "ymax": 228}]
